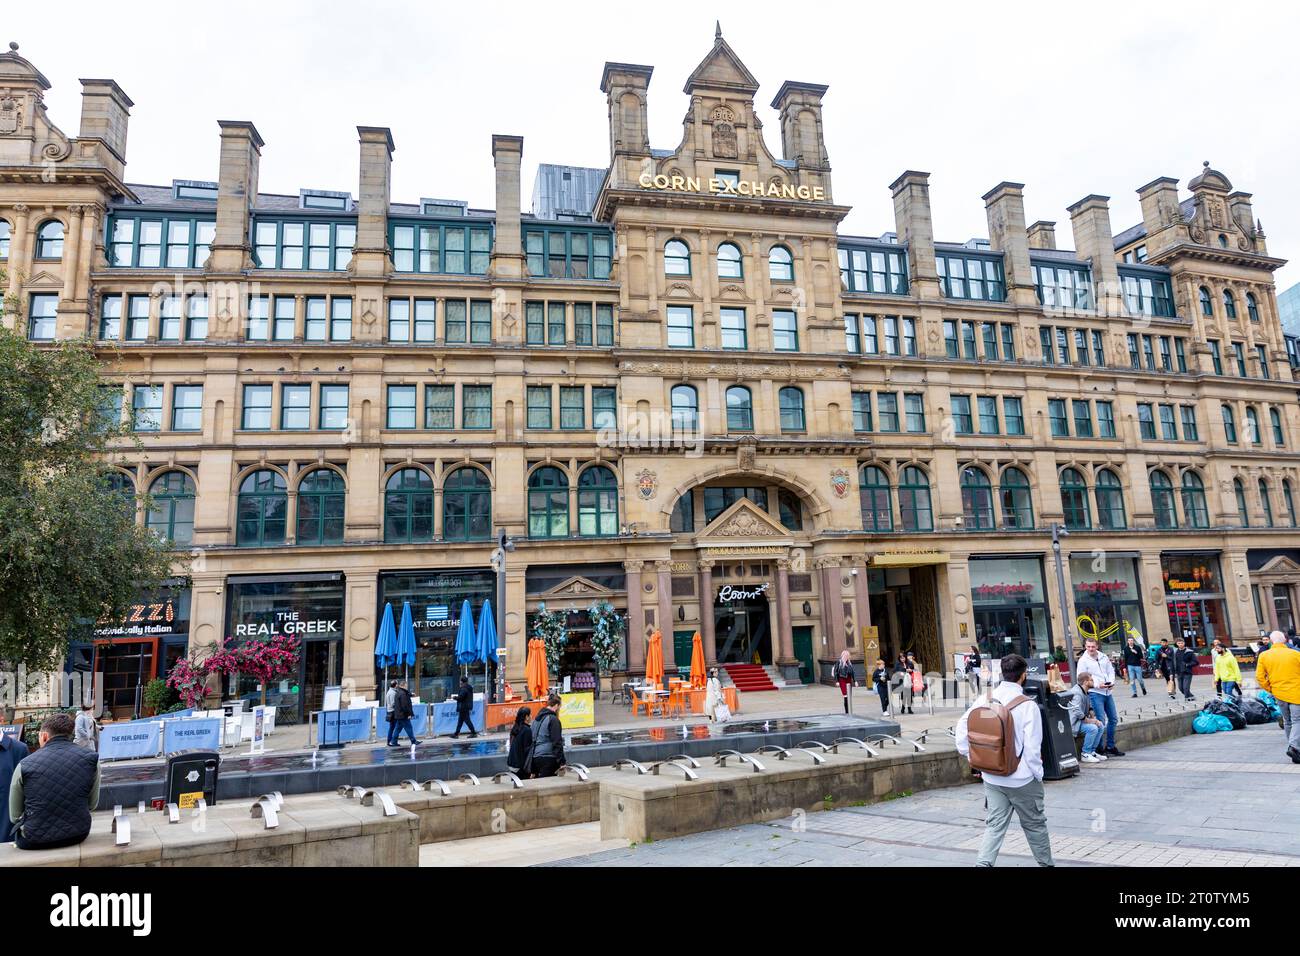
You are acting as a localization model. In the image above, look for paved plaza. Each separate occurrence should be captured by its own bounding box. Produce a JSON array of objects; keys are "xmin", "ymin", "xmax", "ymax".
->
[{"xmin": 537, "ymin": 721, "xmax": 1300, "ymax": 868}]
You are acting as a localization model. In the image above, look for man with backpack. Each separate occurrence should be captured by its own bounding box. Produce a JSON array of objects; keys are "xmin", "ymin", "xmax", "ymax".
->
[{"xmin": 955, "ymin": 654, "xmax": 1054, "ymax": 867}]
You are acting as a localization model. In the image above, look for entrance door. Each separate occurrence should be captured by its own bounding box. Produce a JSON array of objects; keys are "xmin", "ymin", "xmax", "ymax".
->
[
  {"xmin": 96, "ymin": 641, "xmax": 156, "ymax": 719},
  {"xmin": 673, "ymin": 630, "xmax": 696, "ymax": 674},
  {"xmin": 715, "ymin": 597, "xmax": 772, "ymax": 664},
  {"xmin": 792, "ymin": 626, "xmax": 815, "ymax": 684},
  {"xmin": 975, "ymin": 609, "xmax": 1026, "ymax": 659},
  {"xmin": 300, "ymin": 640, "xmax": 343, "ymax": 723}
]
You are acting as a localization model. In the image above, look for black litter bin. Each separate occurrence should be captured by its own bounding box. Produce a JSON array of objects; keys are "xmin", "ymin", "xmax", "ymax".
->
[
  {"xmin": 1022, "ymin": 679, "xmax": 1079, "ymax": 780},
  {"xmin": 165, "ymin": 750, "xmax": 221, "ymax": 808}
]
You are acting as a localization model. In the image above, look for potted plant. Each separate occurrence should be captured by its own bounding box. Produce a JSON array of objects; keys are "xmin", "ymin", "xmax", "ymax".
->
[{"xmin": 142, "ymin": 677, "xmax": 177, "ymax": 716}]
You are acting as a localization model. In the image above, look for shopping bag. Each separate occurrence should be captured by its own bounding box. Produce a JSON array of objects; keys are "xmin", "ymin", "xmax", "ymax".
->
[{"xmin": 714, "ymin": 702, "xmax": 732, "ymax": 723}]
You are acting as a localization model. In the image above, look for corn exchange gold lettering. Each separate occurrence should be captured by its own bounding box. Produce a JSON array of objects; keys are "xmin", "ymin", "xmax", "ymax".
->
[{"xmin": 637, "ymin": 173, "xmax": 824, "ymax": 201}]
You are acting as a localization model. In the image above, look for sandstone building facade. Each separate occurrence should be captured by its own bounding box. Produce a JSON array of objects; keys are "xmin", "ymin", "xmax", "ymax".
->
[{"xmin": 3, "ymin": 34, "xmax": 1298, "ymax": 719}]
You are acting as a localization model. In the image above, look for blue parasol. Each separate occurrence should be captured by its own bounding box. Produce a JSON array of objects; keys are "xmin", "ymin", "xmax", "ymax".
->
[
  {"xmin": 454, "ymin": 599, "xmax": 478, "ymax": 666},
  {"xmin": 374, "ymin": 602, "xmax": 397, "ymax": 698},
  {"xmin": 475, "ymin": 599, "xmax": 499, "ymax": 696},
  {"xmin": 397, "ymin": 600, "xmax": 417, "ymax": 682}
]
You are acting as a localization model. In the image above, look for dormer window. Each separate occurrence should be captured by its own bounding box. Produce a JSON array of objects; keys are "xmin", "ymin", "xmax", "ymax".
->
[
  {"xmin": 173, "ymin": 180, "xmax": 218, "ymax": 202},
  {"xmin": 300, "ymin": 190, "xmax": 351, "ymax": 211},
  {"xmin": 421, "ymin": 198, "xmax": 468, "ymax": 217}
]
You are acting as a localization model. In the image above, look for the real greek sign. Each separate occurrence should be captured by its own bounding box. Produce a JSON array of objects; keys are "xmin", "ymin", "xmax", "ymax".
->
[
  {"xmin": 234, "ymin": 609, "xmax": 337, "ymax": 637},
  {"xmin": 717, "ymin": 583, "xmax": 770, "ymax": 603}
]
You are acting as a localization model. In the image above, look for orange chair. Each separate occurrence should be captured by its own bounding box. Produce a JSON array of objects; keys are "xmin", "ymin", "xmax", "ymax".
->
[
  {"xmin": 664, "ymin": 687, "xmax": 686, "ymax": 719},
  {"xmin": 631, "ymin": 688, "xmax": 652, "ymax": 717}
]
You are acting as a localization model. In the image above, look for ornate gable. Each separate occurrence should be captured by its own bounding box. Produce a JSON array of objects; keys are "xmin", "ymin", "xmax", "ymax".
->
[
  {"xmin": 683, "ymin": 24, "xmax": 760, "ymax": 96},
  {"xmin": 697, "ymin": 497, "xmax": 791, "ymax": 541},
  {"xmin": 542, "ymin": 575, "xmax": 615, "ymax": 599}
]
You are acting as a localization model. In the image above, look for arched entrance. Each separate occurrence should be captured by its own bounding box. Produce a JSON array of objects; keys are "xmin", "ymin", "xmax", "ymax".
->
[{"xmin": 714, "ymin": 584, "xmax": 772, "ymax": 664}]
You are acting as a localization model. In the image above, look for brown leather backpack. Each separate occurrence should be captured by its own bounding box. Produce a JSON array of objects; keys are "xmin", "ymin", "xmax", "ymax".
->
[{"xmin": 966, "ymin": 693, "xmax": 1032, "ymax": 775}]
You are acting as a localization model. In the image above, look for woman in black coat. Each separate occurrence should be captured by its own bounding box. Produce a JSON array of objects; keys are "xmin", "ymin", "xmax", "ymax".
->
[
  {"xmin": 892, "ymin": 654, "xmax": 914, "ymax": 714},
  {"xmin": 506, "ymin": 709, "xmax": 532, "ymax": 778}
]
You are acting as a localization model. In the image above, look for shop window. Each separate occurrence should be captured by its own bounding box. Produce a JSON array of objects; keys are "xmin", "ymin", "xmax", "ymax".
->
[{"xmin": 442, "ymin": 467, "xmax": 491, "ymax": 541}]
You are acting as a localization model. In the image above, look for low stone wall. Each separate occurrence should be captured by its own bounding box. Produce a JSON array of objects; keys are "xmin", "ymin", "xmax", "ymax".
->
[
  {"xmin": 0, "ymin": 791, "xmax": 419, "ymax": 867},
  {"xmin": 390, "ymin": 774, "xmax": 599, "ymax": 844}
]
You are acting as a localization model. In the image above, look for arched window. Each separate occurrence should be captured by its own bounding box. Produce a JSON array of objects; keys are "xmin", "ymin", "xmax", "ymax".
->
[
  {"xmin": 1179, "ymin": 472, "xmax": 1209, "ymax": 529},
  {"xmin": 960, "ymin": 466, "xmax": 994, "ymax": 531},
  {"xmin": 296, "ymin": 469, "xmax": 345, "ymax": 545},
  {"xmin": 1246, "ymin": 292, "xmax": 1260, "ymax": 323},
  {"xmin": 384, "ymin": 468, "xmax": 433, "ymax": 543},
  {"xmin": 1246, "ymin": 406, "xmax": 1261, "ymax": 445},
  {"xmin": 1259, "ymin": 479, "xmax": 1275, "ymax": 527},
  {"xmin": 1271, "ymin": 407, "xmax": 1285, "ymax": 447},
  {"xmin": 1149, "ymin": 470, "xmax": 1177, "ymax": 530},
  {"xmin": 671, "ymin": 385, "xmax": 698, "ymax": 433},
  {"xmin": 779, "ymin": 387, "xmax": 805, "ymax": 432},
  {"xmin": 717, "ymin": 242, "xmax": 743, "ymax": 279},
  {"xmin": 768, "ymin": 245, "xmax": 794, "ymax": 282},
  {"xmin": 1060, "ymin": 467, "xmax": 1091, "ymax": 530},
  {"xmin": 237, "ymin": 470, "xmax": 287, "ymax": 546},
  {"xmin": 0, "ymin": 219, "xmax": 10, "ymax": 259},
  {"xmin": 1283, "ymin": 479, "xmax": 1298, "ymax": 528},
  {"xmin": 578, "ymin": 466, "xmax": 618, "ymax": 537},
  {"xmin": 1095, "ymin": 468, "xmax": 1126, "ymax": 530},
  {"xmin": 1199, "ymin": 286, "xmax": 1213, "ymax": 317},
  {"xmin": 1221, "ymin": 404, "xmax": 1237, "ymax": 443},
  {"xmin": 778, "ymin": 489, "xmax": 804, "ymax": 531},
  {"xmin": 726, "ymin": 386, "xmax": 753, "ymax": 431},
  {"xmin": 36, "ymin": 220, "xmax": 64, "ymax": 259},
  {"xmin": 1222, "ymin": 289, "xmax": 1237, "ymax": 319},
  {"xmin": 860, "ymin": 465, "xmax": 893, "ymax": 532},
  {"xmin": 664, "ymin": 239, "xmax": 691, "ymax": 276},
  {"xmin": 999, "ymin": 467, "xmax": 1033, "ymax": 530},
  {"xmin": 443, "ymin": 467, "xmax": 491, "ymax": 541},
  {"xmin": 670, "ymin": 492, "xmax": 695, "ymax": 533},
  {"xmin": 899, "ymin": 465, "xmax": 933, "ymax": 532},
  {"xmin": 146, "ymin": 472, "xmax": 195, "ymax": 545},
  {"xmin": 528, "ymin": 467, "xmax": 569, "ymax": 538},
  {"xmin": 101, "ymin": 470, "xmax": 136, "ymax": 520},
  {"xmin": 1234, "ymin": 477, "xmax": 1249, "ymax": 527}
]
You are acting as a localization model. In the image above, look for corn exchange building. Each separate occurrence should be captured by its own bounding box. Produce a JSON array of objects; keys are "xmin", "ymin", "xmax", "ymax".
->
[{"xmin": 3, "ymin": 33, "xmax": 1299, "ymax": 720}]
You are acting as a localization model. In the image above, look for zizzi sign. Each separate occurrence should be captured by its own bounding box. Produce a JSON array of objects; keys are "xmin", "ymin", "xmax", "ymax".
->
[
  {"xmin": 717, "ymin": 583, "xmax": 770, "ymax": 603},
  {"xmin": 637, "ymin": 173, "xmax": 826, "ymax": 202}
]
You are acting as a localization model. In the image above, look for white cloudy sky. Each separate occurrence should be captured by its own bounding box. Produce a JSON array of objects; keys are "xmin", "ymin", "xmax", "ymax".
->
[{"xmin": 10, "ymin": 0, "xmax": 1300, "ymax": 290}]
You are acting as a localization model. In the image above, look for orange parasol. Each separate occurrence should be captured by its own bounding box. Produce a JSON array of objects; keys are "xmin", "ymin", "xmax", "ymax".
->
[
  {"xmin": 689, "ymin": 632, "xmax": 706, "ymax": 689},
  {"xmin": 645, "ymin": 629, "xmax": 664, "ymax": 688},
  {"xmin": 525, "ymin": 638, "xmax": 548, "ymax": 700}
]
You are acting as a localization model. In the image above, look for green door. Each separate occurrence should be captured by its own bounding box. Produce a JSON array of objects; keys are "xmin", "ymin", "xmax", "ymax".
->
[
  {"xmin": 673, "ymin": 629, "xmax": 696, "ymax": 674},
  {"xmin": 792, "ymin": 626, "xmax": 815, "ymax": 684}
]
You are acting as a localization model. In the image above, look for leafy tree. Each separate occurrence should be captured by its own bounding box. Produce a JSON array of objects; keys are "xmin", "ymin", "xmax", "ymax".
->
[{"xmin": 0, "ymin": 280, "xmax": 177, "ymax": 670}]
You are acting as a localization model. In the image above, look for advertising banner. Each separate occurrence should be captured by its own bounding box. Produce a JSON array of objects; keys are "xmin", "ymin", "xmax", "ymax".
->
[
  {"xmin": 99, "ymin": 721, "xmax": 161, "ymax": 760},
  {"xmin": 318, "ymin": 708, "xmax": 371, "ymax": 744},
  {"xmin": 163, "ymin": 717, "xmax": 223, "ymax": 753},
  {"xmin": 560, "ymin": 691, "xmax": 595, "ymax": 729},
  {"xmin": 379, "ymin": 703, "xmax": 433, "ymax": 738},
  {"xmin": 430, "ymin": 700, "xmax": 483, "ymax": 735}
]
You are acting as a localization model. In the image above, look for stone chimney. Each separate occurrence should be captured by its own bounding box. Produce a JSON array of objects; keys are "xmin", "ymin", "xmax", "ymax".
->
[
  {"xmin": 1067, "ymin": 194, "xmax": 1121, "ymax": 315},
  {"xmin": 982, "ymin": 182, "xmax": 1036, "ymax": 308},
  {"xmin": 490, "ymin": 134, "xmax": 524, "ymax": 281},
  {"xmin": 600, "ymin": 62, "xmax": 654, "ymax": 188},
  {"xmin": 78, "ymin": 78, "xmax": 132, "ymax": 179},
  {"xmin": 1228, "ymin": 191, "xmax": 1264, "ymax": 253},
  {"xmin": 352, "ymin": 126, "xmax": 394, "ymax": 278},
  {"xmin": 1027, "ymin": 220, "xmax": 1056, "ymax": 250},
  {"xmin": 889, "ymin": 171, "xmax": 939, "ymax": 297},
  {"xmin": 771, "ymin": 80, "xmax": 832, "ymax": 200},
  {"xmin": 1136, "ymin": 176, "xmax": 1185, "ymax": 258},
  {"xmin": 208, "ymin": 120, "xmax": 263, "ymax": 273}
]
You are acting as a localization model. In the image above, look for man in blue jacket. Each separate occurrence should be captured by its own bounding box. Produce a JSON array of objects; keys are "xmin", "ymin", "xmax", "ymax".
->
[{"xmin": 0, "ymin": 727, "xmax": 29, "ymax": 843}]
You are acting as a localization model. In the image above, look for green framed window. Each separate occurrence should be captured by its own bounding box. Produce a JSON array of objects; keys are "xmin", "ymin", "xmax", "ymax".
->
[
  {"xmin": 384, "ymin": 468, "xmax": 433, "ymax": 544},
  {"xmin": 1048, "ymin": 399, "xmax": 1068, "ymax": 437},
  {"xmin": 409, "ymin": 300, "xmax": 434, "ymax": 343},
  {"xmin": 596, "ymin": 304, "xmax": 614, "ymax": 346},
  {"xmin": 131, "ymin": 383, "xmax": 163, "ymax": 432},
  {"xmin": 388, "ymin": 299, "xmax": 410, "ymax": 342},
  {"xmin": 96, "ymin": 386, "xmax": 124, "ymax": 432},
  {"xmin": 1181, "ymin": 472, "xmax": 1209, "ymax": 529},
  {"xmin": 717, "ymin": 242, "xmax": 743, "ymax": 279},
  {"xmin": 575, "ymin": 303, "xmax": 594, "ymax": 346},
  {"xmin": 108, "ymin": 214, "xmax": 214, "ymax": 268},
  {"xmin": 769, "ymin": 245, "xmax": 794, "ymax": 282},
  {"xmin": 1120, "ymin": 269, "xmax": 1174, "ymax": 317},
  {"xmin": 1233, "ymin": 342, "xmax": 1247, "ymax": 377},
  {"xmin": 1151, "ymin": 471, "xmax": 1178, "ymax": 529},
  {"xmin": 852, "ymin": 392, "xmax": 873, "ymax": 432},
  {"xmin": 899, "ymin": 466, "xmax": 933, "ymax": 532},
  {"xmin": 1246, "ymin": 407, "xmax": 1262, "ymax": 445},
  {"xmin": 236, "ymin": 470, "xmax": 287, "ymax": 547},
  {"xmin": 721, "ymin": 308, "xmax": 747, "ymax": 350},
  {"xmin": 528, "ymin": 466, "xmax": 569, "ymax": 538},
  {"xmin": 273, "ymin": 297, "xmax": 295, "ymax": 340},
  {"xmin": 936, "ymin": 253, "xmax": 1005, "ymax": 301},
  {"xmin": 951, "ymin": 394, "xmax": 973, "ymax": 434},
  {"xmin": 1095, "ymin": 469, "xmax": 1127, "ymax": 530},
  {"xmin": 1032, "ymin": 261, "xmax": 1093, "ymax": 309},
  {"xmin": 330, "ymin": 298, "xmax": 352, "ymax": 341},
  {"xmin": 159, "ymin": 296, "xmax": 182, "ymax": 341},
  {"xmin": 525, "ymin": 301, "xmax": 544, "ymax": 345},
  {"xmin": 860, "ymin": 466, "xmax": 893, "ymax": 532},
  {"xmin": 462, "ymin": 385, "xmax": 491, "ymax": 429},
  {"xmin": 319, "ymin": 385, "xmax": 349, "ymax": 430},
  {"xmin": 387, "ymin": 385, "xmax": 417, "ymax": 429},
  {"xmin": 667, "ymin": 306, "xmax": 694, "ymax": 348},
  {"xmin": 247, "ymin": 296, "xmax": 270, "ymax": 341},
  {"xmin": 904, "ymin": 393, "xmax": 926, "ymax": 433},
  {"xmin": 171, "ymin": 385, "xmax": 203, "ymax": 432},
  {"xmin": 305, "ymin": 297, "xmax": 327, "ymax": 342},
  {"xmin": 877, "ymin": 392, "xmax": 899, "ymax": 432},
  {"xmin": 1208, "ymin": 340, "xmax": 1223, "ymax": 375},
  {"xmin": 1222, "ymin": 405, "xmax": 1237, "ymax": 443},
  {"xmin": 442, "ymin": 467, "xmax": 491, "ymax": 541},
  {"xmin": 578, "ymin": 466, "xmax": 618, "ymax": 537},
  {"xmin": 1003, "ymin": 397, "xmax": 1024, "ymax": 435},
  {"xmin": 0, "ymin": 219, "xmax": 9, "ymax": 259},
  {"xmin": 999, "ymin": 467, "xmax": 1033, "ymax": 530},
  {"xmin": 942, "ymin": 320, "xmax": 958, "ymax": 358},
  {"xmin": 1247, "ymin": 293, "xmax": 1260, "ymax": 323},
  {"xmin": 1180, "ymin": 406, "xmax": 1198, "ymax": 441},
  {"xmin": 391, "ymin": 220, "xmax": 492, "ymax": 275},
  {"xmin": 846, "ymin": 314, "xmax": 863, "ymax": 354},
  {"xmin": 726, "ymin": 386, "xmax": 753, "ymax": 432},
  {"xmin": 1283, "ymin": 479, "xmax": 1298, "ymax": 528},
  {"xmin": 99, "ymin": 295, "xmax": 122, "ymax": 340},
  {"xmin": 779, "ymin": 490, "xmax": 804, "ymax": 531},
  {"xmin": 1096, "ymin": 401, "xmax": 1116, "ymax": 438},
  {"xmin": 425, "ymin": 385, "xmax": 454, "ymax": 429},
  {"xmin": 524, "ymin": 227, "xmax": 611, "ymax": 280},
  {"xmin": 560, "ymin": 386, "xmax": 585, "ymax": 429},
  {"xmin": 665, "ymin": 239, "xmax": 691, "ymax": 276},
  {"xmin": 241, "ymin": 384, "xmax": 272, "ymax": 430},
  {"xmin": 838, "ymin": 244, "xmax": 908, "ymax": 294},
  {"xmin": 1271, "ymin": 407, "xmax": 1284, "ymax": 447},
  {"xmin": 146, "ymin": 471, "xmax": 196, "ymax": 546},
  {"xmin": 1137, "ymin": 404, "xmax": 1155, "ymax": 441},
  {"xmin": 1072, "ymin": 400, "xmax": 1093, "ymax": 438},
  {"xmin": 186, "ymin": 295, "xmax": 208, "ymax": 340},
  {"xmin": 35, "ymin": 220, "xmax": 63, "ymax": 259},
  {"xmin": 1061, "ymin": 468, "xmax": 1091, "ymax": 530},
  {"xmin": 1223, "ymin": 290, "xmax": 1238, "ymax": 319},
  {"xmin": 672, "ymin": 386, "xmax": 699, "ymax": 433},
  {"xmin": 960, "ymin": 467, "xmax": 995, "ymax": 531},
  {"xmin": 1159, "ymin": 404, "xmax": 1177, "ymax": 441},
  {"xmin": 281, "ymin": 384, "xmax": 311, "ymax": 430},
  {"xmin": 296, "ymin": 469, "xmax": 345, "ymax": 545},
  {"xmin": 527, "ymin": 386, "xmax": 552, "ymax": 429},
  {"xmin": 28, "ymin": 293, "xmax": 58, "ymax": 341},
  {"xmin": 1234, "ymin": 479, "xmax": 1249, "ymax": 527},
  {"xmin": 548, "ymin": 302, "xmax": 566, "ymax": 345},
  {"xmin": 593, "ymin": 387, "xmax": 617, "ymax": 431},
  {"xmin": 977, "ymin": 395, "xmax": 999, "ymax": 435},
  {"xmin": 1258, "ymin": 344, "xmax": 1271, "ymax": 379},
  {"xmin": 773, "ymin": 310, "xmax": 799, "ymax": 351},
  {"xmin": 445, "ymin": 300, "xmax": 467, "ymax": 343},
  {"xmin": 253, "ymin": 219, "xmax": 355, "ymax": 270},
  {"xmin": 779, "ymin": 387, "xmax": 805, "ymax": 432}
]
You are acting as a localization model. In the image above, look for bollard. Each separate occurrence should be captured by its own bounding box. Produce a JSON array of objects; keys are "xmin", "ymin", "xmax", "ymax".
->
[
  {"xmin": 490, "ymin": 771, "xmax": 524, "ymax": 789},
  {"xmin": 250, "ymin": 795, "xmax": 279, "ymax": 829},
  {"xmin": 111, "ymin": 813, "xmax": 131, "ymax": 846}
]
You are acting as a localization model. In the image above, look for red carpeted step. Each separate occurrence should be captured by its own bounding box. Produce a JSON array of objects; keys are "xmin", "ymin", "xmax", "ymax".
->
[{"xmin": 721, "ymin": 663, "xmax": 779, "ymax": 692}]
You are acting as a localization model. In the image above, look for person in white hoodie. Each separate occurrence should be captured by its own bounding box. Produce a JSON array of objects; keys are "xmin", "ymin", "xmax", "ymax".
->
[
  {"xmin": 956, "ymin": 654, "xmax": 1054, "ymax": 867},
  {"xmin": 1075, "ymin": 639, "xmax": 1124, "ymax": 757}
]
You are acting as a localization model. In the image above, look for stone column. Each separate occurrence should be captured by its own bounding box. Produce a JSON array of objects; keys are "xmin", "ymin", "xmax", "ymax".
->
[
  {"xmin": 57, "ymin": 205, "xmax": 87, "ymax": 338},
  {"xmin": 775, "ymin": 558, "xmax": 797, "ymax": 683},
  {"xmin": 852, "ymin": 559, "xmax": 873, "ymax": 660},
  {"xmin": 5, "ymin": 204, "xmax": 29, "ymax": 304},
  {"xmin": 827, "ymin": 561, "xmax": 848, "ymax": 659},
  {"xmin": 656, "ymin": 560, "xmax": 674, "ymax": 667},
  {"xmin": 625, "ymin": 560, "xmax": 645, "ymax": 673},
  {"xmin": 698, "ymin": 560, "xmax": 717, "ymax": 665}
]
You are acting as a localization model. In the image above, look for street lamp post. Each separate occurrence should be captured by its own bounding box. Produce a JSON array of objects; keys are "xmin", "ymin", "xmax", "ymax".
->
[
  {"xmin": 489, "ymin": 529, "xmax": 515, "ymax": 704},
  {"xmin": 1051, "ymin": 523, "xmax": 1074, "ymax": 657}
]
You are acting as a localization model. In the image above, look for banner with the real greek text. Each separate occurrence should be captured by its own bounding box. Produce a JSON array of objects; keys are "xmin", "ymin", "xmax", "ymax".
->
[
  {"xmin": 99, "ymin": 721, "xmax": 161, "ymax": 760},
  {"xmin": 317, "ymin": 708, "xmax": 372, "ymax": 744},
  {"xmin": 163, "ymin": 717, "xmax": 223, "ymax": 753},
  {"xmin": 377, "ymin": 704, "xmax": 431, "ymax": 739}
]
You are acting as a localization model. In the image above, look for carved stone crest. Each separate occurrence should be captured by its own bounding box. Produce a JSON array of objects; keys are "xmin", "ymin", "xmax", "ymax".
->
[
  {"xmin": 636, "ymin": 468, "xmax": 658, "ymax": 501},
  {"xmin": 711, "ymin": 106, "xmax": 738, "ymax": 159},
  {"xmin": 737, "ymin": 436, "xmax": 758, "ymax": 471},
  {"xmin": 0, "ymin": 94, "xmax": 19, "ymax": 135},
  {"xmin": 830, "ymin": 468, "xmax": 852, "ymax": 499}
]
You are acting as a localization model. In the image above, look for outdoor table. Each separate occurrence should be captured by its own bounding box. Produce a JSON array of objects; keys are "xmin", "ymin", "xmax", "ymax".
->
[{"xmin": 484, "ymin": 699, "xmax": 546, "ymax": 731}]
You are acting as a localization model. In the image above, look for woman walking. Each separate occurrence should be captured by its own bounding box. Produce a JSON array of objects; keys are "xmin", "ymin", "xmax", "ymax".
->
[
  {"xmin": 506, "ymin": 708, "xmax": 533, "ymax": 779},
  {"xmin": 892, "ymin": 654, "xmax": 914, "ymax": 715},
  {"xmin": 704, "ymin": 668, "xmax": 726, "ymax": 722},
  {"xmin": 870, "ymin": 659, "xmax": 891, "ymax": 717},
  {"xmin": 832, "ymin": 650, "xmax": 856, "ymax": 714},
  {"xmin": 964, "ymin": 645, "xmax": 982, "ymax": 693}
]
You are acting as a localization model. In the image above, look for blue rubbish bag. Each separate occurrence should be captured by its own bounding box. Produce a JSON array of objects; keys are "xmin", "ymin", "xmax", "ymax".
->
[
  {"xmin": 1256, "ymin": 690, "xmax": 1282, "ymax": 718},
  {"xmin": 1193, "ymin": 712, "xmax": 1233, "ymax": 734}
]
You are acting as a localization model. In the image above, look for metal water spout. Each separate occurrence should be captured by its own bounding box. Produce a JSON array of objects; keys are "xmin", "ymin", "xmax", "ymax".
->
[
  {"xmin": 595, "ymin": 732, "xmax": 603, "ymax": 744},
  {"xmin": 764, "ymin": 720, "xmax": 770, "ymax": 732},
  {"xmin": 410, "ymin": 742, "xmax": 417, "ymax": 759},
  {"xmin": 682, "ymin": 723, "xmax": 688, "ymax": 738}
]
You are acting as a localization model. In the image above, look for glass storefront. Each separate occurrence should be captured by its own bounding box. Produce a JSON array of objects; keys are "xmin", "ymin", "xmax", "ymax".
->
[
  {"xmin": 225, "ymin": 574, "xmax": 345, "ymax": 722},
  {"xmin": 1070, "ymin": 555, "xmax": 1146, "ymax": 654},
  {"xmin": 378, "ymin": 569, "xmax": 495, "ymax": 703},
  {"xmin": 1161, "ymin": 553, "xmax": 1230, "ymax": 649},
  {"xmin": 970, "ymin": 556, "xmax": 1051, "ymax": 659}
]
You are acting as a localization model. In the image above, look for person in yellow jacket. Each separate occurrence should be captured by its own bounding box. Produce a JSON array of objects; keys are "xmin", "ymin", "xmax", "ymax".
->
[
  {"xmin": 1212, "ymin": 644, "xmax": 1242, "ymax": 699},
  {"xmin": 1256, "ymin": 630, "xmax": 1300, "ymax": 764}
]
